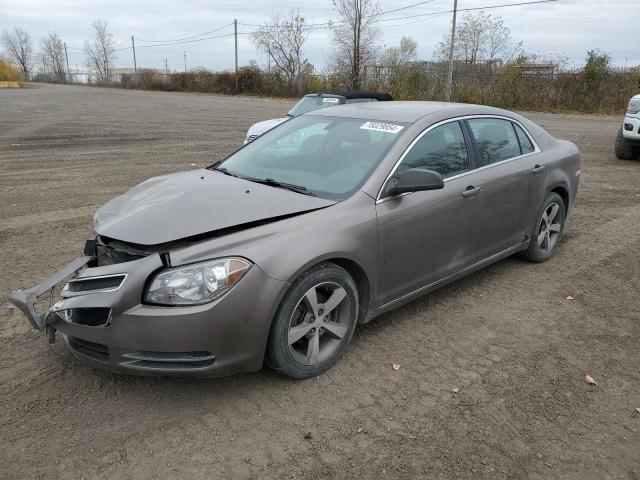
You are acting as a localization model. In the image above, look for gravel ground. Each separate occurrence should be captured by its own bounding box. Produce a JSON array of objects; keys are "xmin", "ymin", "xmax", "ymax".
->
[{"xmin": 1, "ymin": 83, "xmax": 639, "ymax": 480}]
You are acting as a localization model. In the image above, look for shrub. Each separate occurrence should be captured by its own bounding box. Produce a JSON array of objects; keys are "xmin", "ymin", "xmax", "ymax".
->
[{"xmin": 0, "ymin": 57, "xmax": 21, "ymax": 81}]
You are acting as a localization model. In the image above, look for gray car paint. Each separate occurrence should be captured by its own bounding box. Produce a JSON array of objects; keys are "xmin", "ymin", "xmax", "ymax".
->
[{"xmin": 10, "ymin": 101, "xmax": 580, "ymax": 377}]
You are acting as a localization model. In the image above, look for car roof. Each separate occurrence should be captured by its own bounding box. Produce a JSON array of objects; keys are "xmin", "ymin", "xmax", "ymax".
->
[
  {"xmin": 304, "ymin": 91, "xmax": 393, "ymax": 101},
  {"xmin": 307, "ymin": 101, "xmax": 516, "ymax": 124}
]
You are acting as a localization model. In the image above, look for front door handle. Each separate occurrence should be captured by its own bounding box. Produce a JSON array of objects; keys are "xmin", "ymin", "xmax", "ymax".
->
[
  {"xmin": 532, "ymin": 164, "xmax": 546, "ymax": 174},
  {"xmin": 462, "ymin": 185, "xmax": 482, "ymax": 198}
]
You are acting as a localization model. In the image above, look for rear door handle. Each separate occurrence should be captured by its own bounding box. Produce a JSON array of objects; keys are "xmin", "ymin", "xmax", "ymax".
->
[
  {"xmin": 462, "ymin": 185, "xmax": 482, "ymax": 198},
  {"xmin": 532, "ymin": 164, "xmax": 546, "ymax": 174}
]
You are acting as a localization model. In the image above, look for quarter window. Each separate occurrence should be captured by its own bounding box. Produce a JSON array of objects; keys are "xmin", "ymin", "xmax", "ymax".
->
[
  {"xmin": 513, "ymin": 123, "xmax": 535, "ymax": 154},
  {"xmin": 468, "ymin": 118, "xmax": 522, "ymax": 166},
  {"xmin": 397, "ymin": 121, "xmax": 470, "ymax": 179}
]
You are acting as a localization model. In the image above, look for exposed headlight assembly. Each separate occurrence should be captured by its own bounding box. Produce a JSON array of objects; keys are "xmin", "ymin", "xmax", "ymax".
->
[
  {"xmin": 627, "ymin": 98, "xmax": 640, "ymax": 115},
  {"xmin": 144, "ymin": 258, "xmax": 251, "ymax": 306}
]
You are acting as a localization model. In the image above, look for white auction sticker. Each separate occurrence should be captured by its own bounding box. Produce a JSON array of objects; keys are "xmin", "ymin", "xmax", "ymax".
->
[
  {"xmin": 360, "ymin": 121, "xmax": 404, "ymax": 134},
  {"xmin": 322, "ymin": 97, "xmax": 340, "ymax": 103}
]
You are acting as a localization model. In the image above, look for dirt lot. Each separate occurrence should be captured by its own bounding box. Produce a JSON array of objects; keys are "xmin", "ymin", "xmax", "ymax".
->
[{"xmin": 1, "ymin": 83, "xmax": 639, "ymax": 480}]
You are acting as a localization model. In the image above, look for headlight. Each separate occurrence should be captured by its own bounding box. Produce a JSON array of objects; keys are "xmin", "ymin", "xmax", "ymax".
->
[
  {"xmin": 144, "ymin": 257, "xmax": 251, "ymax": 306},
  {"xmin": 628, "ymin": 99, "xmax": 640, "ymax": 115}
]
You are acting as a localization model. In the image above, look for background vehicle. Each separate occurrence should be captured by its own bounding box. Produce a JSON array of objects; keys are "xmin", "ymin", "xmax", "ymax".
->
[
  {"xmin": 615, "ymin": 94, "xmax": 640, "ymax": 160},
  {"xmin": 11, "ymin": 102, "xmax": 580, "ymax": 379},
  {"xmin": 243, "ymin": 91, "xmax": 392, "ymax": 143}
]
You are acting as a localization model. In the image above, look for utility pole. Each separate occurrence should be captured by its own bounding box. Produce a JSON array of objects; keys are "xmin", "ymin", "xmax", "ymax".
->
[
  {"xmin": 131, "ymin": 36, "xmax": 137, "ymax": 75},
  {"xmin": 164, "ymin": 58, "xmax": 168, "ymax": 75},
  {"xmin": 445, "ymin": 0, "xmax": 458, "ymax": 102},
  {"xmin": 234, "ymin": 19, "xmax": 238, "ymax": 75},
  {"xmin": 234, "ymin": 18, "xmax": 239, "ymax": 91},
  {"xmin": 63, "ymin": 42, "xmax": 71, "ymax": 83},
  {"xmin": 184, "ymin": 51, "xmax": 187, "ymax": 73}
]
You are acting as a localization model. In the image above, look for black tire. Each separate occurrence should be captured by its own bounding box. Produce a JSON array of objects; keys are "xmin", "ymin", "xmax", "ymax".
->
[
  {"xmin": 266, "ymin": 263, "xmax": 358, "ymax": 379},
  {"xmin": 615, "ymin": 127, "xmax": 638, "ymax": 160},
  {"xmin": 519, "ymin": 192, "xmax": 566, "ymax": 263}
]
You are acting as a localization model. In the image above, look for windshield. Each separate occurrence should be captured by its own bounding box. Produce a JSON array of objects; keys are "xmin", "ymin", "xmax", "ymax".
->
[
  {"xmin": 215, "ymin": 115, "xmax": 407, "ymax": 200},
  {"xmin": 288, "ymin": 96, "xmax": 344, "ymax": 116}
]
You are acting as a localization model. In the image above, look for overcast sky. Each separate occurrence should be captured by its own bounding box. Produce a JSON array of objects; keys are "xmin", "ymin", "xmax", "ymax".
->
[{"xmin": 1, "ymin": 0, "xmax": 638, "ymax": 73}]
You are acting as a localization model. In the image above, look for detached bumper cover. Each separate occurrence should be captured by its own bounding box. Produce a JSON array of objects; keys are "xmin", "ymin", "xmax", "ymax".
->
[
  {"xmin": 9, "ymin": 256, "xmax": 92, "ymax": 330},
  {"xmin": 9, "ymin": 252, "xmax": 289, "ymax": 377}
]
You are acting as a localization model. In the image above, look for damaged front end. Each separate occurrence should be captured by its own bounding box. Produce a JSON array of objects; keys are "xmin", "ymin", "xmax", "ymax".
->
[
  {"xmin": 8, "ymin": 237, "xmax": 157, "ymax": 332},
  {"xmin": 9, "ymin": 255, "xmax": 93, "ymax": 331}
]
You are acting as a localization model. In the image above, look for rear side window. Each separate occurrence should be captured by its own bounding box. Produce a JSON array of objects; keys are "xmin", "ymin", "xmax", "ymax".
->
[
  {"xmin": 397, "ymin": 121, "xmax": 470, "ymax": 179},
  {"xmin": 514, "ymin": 123, "xmax": 535, "ymax": 154},
  {"xmin": 468, "ymin": 118, "xmax": 521, "ymax": 166}
]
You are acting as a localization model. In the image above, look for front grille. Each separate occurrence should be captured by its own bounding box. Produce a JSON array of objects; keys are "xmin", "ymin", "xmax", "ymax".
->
[
  {"xmin": 63, "ymin": 308, "xmax": 112, "ymax": 327},
  {"xmin": 96, "ymin": 243, "xmax": 145, "ymax": 266},
  {"xmin": 122, "ymin": 351, "xmax": 216, "ymax": 370},
  {"xmin": 66, "ymin": 275, "xmax": 125, "ymax": 293},
  {"xmin": 68, "ymin": 336, "xmax": 109, "ymax": 361}
]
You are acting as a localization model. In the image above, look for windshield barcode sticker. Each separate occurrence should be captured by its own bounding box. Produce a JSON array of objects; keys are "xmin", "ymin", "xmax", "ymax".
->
[
  {"xmin": 360, "ymin": 121, "xmax": 404, "ymax": 133},
  {"xmin": 322, "ymin": 97, "xmax": 340, "ymax": 103}
]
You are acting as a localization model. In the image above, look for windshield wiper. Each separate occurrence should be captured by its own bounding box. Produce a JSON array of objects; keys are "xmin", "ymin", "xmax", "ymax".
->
[
  {"xmin": 211, "ymin": 166, "xmax": 239, "ymax": 178},
  {"xmin": 212, "ymin": 167, "xmax": 315, "ymax": 197},
  {"xmin": 247, "ymin": 177, "xmax": 316, "ymax": 197}
]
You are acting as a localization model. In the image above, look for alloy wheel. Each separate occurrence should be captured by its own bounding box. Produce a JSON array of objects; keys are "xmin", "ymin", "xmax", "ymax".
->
[
  {"xmin": 287, "ymin": 282, "xmax": 350, "ymax": 366},
  {"xmin": 537, "ymin": 202, "xmax": 562, "ymax": 252}
]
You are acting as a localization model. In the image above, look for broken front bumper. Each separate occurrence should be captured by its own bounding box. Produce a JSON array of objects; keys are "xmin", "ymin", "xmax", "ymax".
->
[
  {"xmin": 9, "ymin": 249, "xmax": 289, "ymax": 377},
  {"xmin": 9, "ymin": 256, "xmax": 93, "ymax": 331}
]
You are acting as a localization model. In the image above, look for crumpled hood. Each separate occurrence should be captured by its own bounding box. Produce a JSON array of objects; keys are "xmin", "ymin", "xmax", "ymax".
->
[{"xmin": 94, "ymin": 169, "xmax": 336, "ymax": 245}]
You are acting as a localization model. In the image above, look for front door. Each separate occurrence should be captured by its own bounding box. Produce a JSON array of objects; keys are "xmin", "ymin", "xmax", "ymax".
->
[{"xmin": 376, "ymin": 120, "xmax": 482, "ymax": 306}]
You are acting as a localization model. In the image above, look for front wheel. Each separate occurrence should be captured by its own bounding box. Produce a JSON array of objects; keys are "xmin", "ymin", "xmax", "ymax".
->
[
  {"xmin": 520, "ymin": 192, "xmax": 566, "ymax": 263},
  {"xmin": 266, "ymin": 263, "xmax": 358, "ymax": 379},
  {"xmin": 615, "ymin": 127, "xmax": 638, "ymax": 160}
]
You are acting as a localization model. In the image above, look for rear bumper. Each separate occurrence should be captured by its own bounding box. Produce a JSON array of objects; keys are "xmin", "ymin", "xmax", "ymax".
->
[
  {"xmin": 623, "ymin": 116, "xmax": 640, "ymax": 141},
  {"xmin": 10, "ymin": 252, "xmax": 289, "ymax": 377}
]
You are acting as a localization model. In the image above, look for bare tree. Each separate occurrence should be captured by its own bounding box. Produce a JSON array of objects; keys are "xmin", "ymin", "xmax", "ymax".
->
[
  {"xmin": 2, "ymin": 27, "xmax": 33, "ymax": 79},
  {"xmin": 435, "ymin": 12, "xmax": 522, "ymax": 64},
  {"xmin": 380, "ymin": 36, "xmax": 417, "ymax": 68},
  {"xmin": 252, "ymin": 10, "xmax": 310, "ymax": 85},
  {"xmin": 329, "ymin": 0, "xmax": 381, "ymax": 90},
  {"xmin": 39, "ymin": 32, "xmax": 66, "ymax": 82},
  {"xmin": 84, "ymin": 20, "xmax": 116, "ymax": 83}
]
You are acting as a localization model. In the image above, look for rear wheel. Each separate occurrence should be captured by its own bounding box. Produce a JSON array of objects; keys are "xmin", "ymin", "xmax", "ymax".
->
[
  {"xmin": 520, "ymin": 192, "xmax": 566, "ymax": 263},
  {"xmin": 266, "ymin": 263, "xmax": 358, "ymax": 379},
  {"xmin": 615, "ymin": 127, "xmax": 638, "ymax": 160}
]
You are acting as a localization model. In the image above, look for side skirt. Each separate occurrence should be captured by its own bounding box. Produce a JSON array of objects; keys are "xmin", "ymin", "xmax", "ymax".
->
[{"xmin": 363, "ymin": 241, "xmax": 529, "ymax": 323}]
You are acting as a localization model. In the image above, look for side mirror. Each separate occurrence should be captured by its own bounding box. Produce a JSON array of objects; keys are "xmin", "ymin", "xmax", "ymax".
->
[{"xmin": 384, "ymin": 168, "xmax": 445, "ymax": 197}]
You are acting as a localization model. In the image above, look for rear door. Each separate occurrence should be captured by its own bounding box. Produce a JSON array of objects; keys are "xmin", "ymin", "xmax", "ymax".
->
[{"xmin": 464, "ymin": 117, "xmax": 547, "ymax": 259}]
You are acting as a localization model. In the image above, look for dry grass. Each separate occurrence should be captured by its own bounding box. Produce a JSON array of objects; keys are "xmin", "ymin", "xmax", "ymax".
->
[{"xmin": 106, "ymin": 63, "xmax": 640, "ymax": 115}]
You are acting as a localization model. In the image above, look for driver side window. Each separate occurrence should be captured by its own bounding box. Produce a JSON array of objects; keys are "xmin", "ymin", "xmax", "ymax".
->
[{"xmin": 397, "ymin": 121, "xmax": 470, "ymax": 179}]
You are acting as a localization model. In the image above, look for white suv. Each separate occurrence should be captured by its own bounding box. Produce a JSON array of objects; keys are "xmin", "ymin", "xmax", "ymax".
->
[
  {"xmin": 616, "ymin": 94, "xmax": 640, "ymax": 160},
  {"xmin": 244, "ymin": 92, "xmax": 393, "ymax": 144}
]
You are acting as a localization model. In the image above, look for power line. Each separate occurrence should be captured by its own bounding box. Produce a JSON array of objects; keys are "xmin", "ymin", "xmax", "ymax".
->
[
  {"xmin": 379, "ymin": 0, "xmax": 437, "ymax": 16},
  {"xmin": 136, "ymin": 22, "xmax": 233, "ymax": 43},
  {"xmin": 381, "ymin": 0, "xmax": 558, "ymax": 23},
  {"xmin": 134, "ymin": 32, "xmax": 237, "ymax": 48},
  {"xmin": 382, "ymin": 11, "xmax": 450, "ymax": 28},
  {"xmin": 240, "ymin": 0, "xmax": 556, "ymax": 31},
  {"xmin": 113, "ymin": 38, "xmax": 131, "ymax": 48}
]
